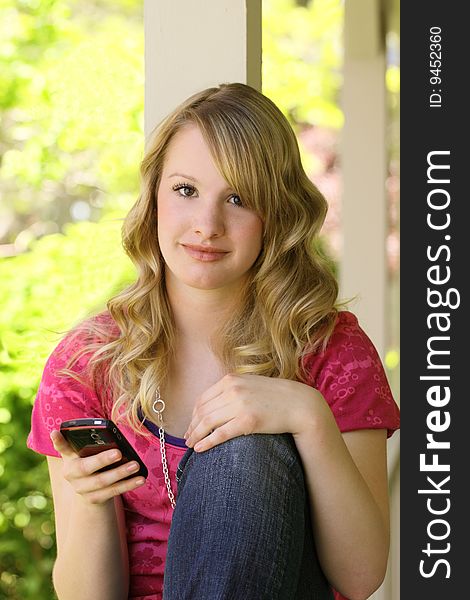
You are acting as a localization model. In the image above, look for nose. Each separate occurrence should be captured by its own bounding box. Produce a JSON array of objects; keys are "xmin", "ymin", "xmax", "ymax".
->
[{"xmin": 192, "ymin": 200, "xmax": 225, "ymax": 239}]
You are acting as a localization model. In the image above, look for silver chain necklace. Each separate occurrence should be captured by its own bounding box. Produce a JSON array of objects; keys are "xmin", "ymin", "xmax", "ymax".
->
[{"xmin": 152, "ymin": 388, "xmax": 177, "ymax": 509}]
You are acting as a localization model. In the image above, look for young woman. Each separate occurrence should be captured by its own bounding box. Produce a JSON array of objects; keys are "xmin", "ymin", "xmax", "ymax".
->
[{"xmin": 28, "ymin": 82, "xmax": 400, "ymax": 600}]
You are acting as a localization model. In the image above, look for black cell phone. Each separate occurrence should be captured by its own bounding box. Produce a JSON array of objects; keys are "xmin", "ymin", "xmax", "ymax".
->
[{"xmin": 60, "ymin": 418, "xmax": 148, "ymax": 479}]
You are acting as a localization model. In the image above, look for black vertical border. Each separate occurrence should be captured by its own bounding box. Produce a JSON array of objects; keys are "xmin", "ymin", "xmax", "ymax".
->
[{"xmin": 401, "ymin": 3, "xmax": 467, "ymax": 597}]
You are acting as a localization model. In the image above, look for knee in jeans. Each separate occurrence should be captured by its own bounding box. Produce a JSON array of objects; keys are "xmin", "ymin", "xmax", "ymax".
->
[{"xmin": 201, "ymin": 433, "xmax": 305, "ymax": 487}]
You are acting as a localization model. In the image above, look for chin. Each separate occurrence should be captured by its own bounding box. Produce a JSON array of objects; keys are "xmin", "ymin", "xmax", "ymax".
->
[
  {"xmin": 184, "ymin": 277, "xmax": 236, "ymax": 291},
  {"xmin": 177, "ymin": 269, "xmax": 246, "ymax": 291},
  {"xmin": 165, "ymin": 262, "xmax": 251, "ymax": 293}
]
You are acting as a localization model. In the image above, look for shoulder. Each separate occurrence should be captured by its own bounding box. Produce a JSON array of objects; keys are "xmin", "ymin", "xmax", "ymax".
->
[
  {"xmin": 304, "ymin": 310, "xmax": 371, "ymax": 373},
  {"xmin": 49, "ymin": 310, "xmax": 119, "ymax": 368},
  {"xmin": 37, "ymin": 310, "xmax": 120, "ymax": 404},
  {"xmin": 27, "ymin": 311, "xmax": 120, "ymax": 456},
  {"xmin": 67, "ymin": 310, "xmax": 120, "ymax": 345},
  {"xmin": 304, "ymin": 309, "xmax": 386, "ymax": 385},
  {"xmin": 327, "ymin": 310, "xmax": 377, "ymax": 358},
  {"xmin": 303, "ymin": 310, "xmax": 400, "ymax": 437},
  {"xmin": 329, "ymin": 309, "xmax": 361, "ymax": 335}
]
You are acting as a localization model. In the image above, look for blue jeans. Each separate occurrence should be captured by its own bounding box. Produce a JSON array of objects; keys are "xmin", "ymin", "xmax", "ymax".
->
[{"xmin": 162, "ymin": 433, "xmax": 333, "ymax": 599}]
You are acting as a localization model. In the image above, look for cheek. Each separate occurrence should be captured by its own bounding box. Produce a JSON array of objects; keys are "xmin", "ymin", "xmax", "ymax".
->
[
  {"xmin": 238, "ymin": 215, "xmax": 264, "ymax": 258},
  {"xmin": 156, "ymin": 194, "xmax": 170, "ymax": 224},
  {"xmin": 157, "ymin": 196, "xmax": 180, "ymax": 239}
]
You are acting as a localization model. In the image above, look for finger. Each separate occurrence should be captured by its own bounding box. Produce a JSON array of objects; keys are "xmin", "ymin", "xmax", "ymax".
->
[
  {"xmin": 183, "ymin": 402, "xmax": 229, "ymax": 440},
  {"xmin": 84, "ymin": 475, "xmax": 147, "ymax": 505},
  {"xmin": 193, "ymin": 410, "xmax": 258, "ymax": 452},
  {"xmin": 73, "ymin": 460, "xmax": 145, "ymax": 495},
  {"xmin": 50, "ymin": 430, "xmax": 77, "ymax": 458},
  {"xmin": 192, "ymin": 418, "xmax": 240, "ymax": 452},
  {"xmin": 66, "ymin": 448, "xmax": 124, "ymax": 480},
  {"xmin": 186, "ymin": 400, "xmax": 233, "ymax": 443}
]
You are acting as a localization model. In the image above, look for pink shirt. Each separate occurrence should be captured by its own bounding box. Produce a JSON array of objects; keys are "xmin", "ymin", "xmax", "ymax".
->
[{"xmin": 27, "ymin": 310, "xmax": 400, "ymax": 600}]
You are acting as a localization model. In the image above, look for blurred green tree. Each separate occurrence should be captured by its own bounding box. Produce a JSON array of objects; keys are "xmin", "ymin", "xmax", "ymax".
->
[
  {"xmin": 0, "ymin": 0, "xmax": 144, "ymax": 249},
  {"xmin": 1, "ymin": 2, "xmax": 142, "ymax": 597},
  {"xmin": 263, "ymin": 0, "xmax": 343, "ymax": 130},
  {"xmin": 0, "ymin": 220, "xmax": 135, "ymax": 598}
]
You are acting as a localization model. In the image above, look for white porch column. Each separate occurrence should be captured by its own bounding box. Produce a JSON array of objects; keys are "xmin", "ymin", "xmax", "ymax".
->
[
  {"xmin": 340, "ymin": 0, "xmax": 387, "ymax": 357},
  {"xmin": 342, "ymin": 4, "xmax": 395, "ymax": 599},
  {"xmin": 144, "ymin": 0, "xmax": 261, "ymax": 144}
]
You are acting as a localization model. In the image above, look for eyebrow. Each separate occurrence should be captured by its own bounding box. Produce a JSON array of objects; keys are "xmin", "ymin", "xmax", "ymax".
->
[{"xmin": 168, "ymin": 173, "xmax": 199, "ymax": 182}]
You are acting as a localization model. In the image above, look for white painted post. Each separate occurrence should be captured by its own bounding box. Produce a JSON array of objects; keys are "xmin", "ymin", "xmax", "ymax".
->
[
  {"xmin": 342, "ymin": 3, "xmax": 397, "ymax": 600},
  {"xmin": 340, "ymin": 0, "xmax": 387, "ymax": 358},
  {"xmin": 144, "ymin": 0, "xmax": 261, "ymax": 144}
]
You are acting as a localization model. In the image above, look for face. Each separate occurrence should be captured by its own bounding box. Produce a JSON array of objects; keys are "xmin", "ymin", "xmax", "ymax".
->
[{"xmin": 156, "ymin": 124, "xmax": 263, "ymax": 293}]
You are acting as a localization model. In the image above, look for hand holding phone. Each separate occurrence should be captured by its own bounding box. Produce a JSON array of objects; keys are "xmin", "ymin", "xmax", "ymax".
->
[
  {"xmin": 59, "ymin": 418, "xmax": 148, "ymax": 479},
  {"xmin": 50, "ymin": 419, "xmax": 147, "ymax": 505}
]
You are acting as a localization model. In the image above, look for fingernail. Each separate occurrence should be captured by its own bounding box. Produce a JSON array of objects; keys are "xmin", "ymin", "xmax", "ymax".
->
[{"xmin": 111, "ymin": 450, "xmax": 121, "ymax": 460}]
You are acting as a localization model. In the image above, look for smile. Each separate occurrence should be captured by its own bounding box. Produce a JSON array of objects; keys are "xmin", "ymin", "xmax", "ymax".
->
[{"xmin": 181, "ymin": 244, "xmax": 230, "ymax": 262}]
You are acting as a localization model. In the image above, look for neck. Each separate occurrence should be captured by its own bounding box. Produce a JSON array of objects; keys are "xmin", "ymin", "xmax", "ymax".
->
[{"xmin": 165, "ymin": 275, "xmax": 246, "ymax": 346}]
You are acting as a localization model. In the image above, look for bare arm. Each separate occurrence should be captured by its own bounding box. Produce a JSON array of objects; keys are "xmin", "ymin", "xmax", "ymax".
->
[
  {"xmin": 293, "ymin": 394, "xmax": 390, "ymax": 600},
  {"xmin": 48, "ymin": 432, "xmax": 145, "ymax": 600}
]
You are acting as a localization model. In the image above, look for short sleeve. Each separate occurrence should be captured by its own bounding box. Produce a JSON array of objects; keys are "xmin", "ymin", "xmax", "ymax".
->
[
  {"xmin": 304, "ymin": 311, "xmax": 400, "ymax": 437},
  {"xmin": 27, "ymin": 330, "xmax": 111, "ymax": 458}
]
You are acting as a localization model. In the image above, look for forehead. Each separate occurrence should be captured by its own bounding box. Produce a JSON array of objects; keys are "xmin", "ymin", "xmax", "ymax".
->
[{"xmin": 163, "ymin": 125, "xmax": 212, "ymax": 170}]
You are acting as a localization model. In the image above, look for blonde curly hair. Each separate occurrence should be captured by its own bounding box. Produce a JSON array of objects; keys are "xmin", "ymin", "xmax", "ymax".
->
[{"xmin": 61, "ymin": 82, "xmax": 348, "ymax": 432}]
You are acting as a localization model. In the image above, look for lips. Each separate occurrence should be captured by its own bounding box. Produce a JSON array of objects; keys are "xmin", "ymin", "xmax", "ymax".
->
[{"xmin": 181, "ymin": 243, "xmax": 230, "ymax": 262}]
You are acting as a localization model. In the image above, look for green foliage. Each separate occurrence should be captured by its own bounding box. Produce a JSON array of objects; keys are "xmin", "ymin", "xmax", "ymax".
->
[
  {"xmin": 0, "ymin": 0, "xmax": 144, "ymax": 244},
  {"xmin": 0, "ymin": 220, "xmax": 136, "ymax": 598},
  {"xmin": 263, "ymin": 0, "xmax": 344, "ymax": 193},
  {"xmin": 263, "ymin": 0, "xmax": 344, "ymax": 129}
]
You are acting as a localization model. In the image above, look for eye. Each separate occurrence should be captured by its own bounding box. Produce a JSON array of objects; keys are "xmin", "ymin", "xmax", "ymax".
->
[
  {"xmin": 228, "ymin": 194, "xmax": 243, "ymax": 207},
  {"xmin": 172, "ymin": 183, "xmax": 197, "ymax": 197}
]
